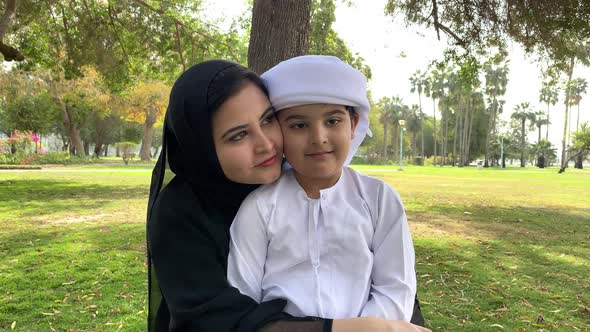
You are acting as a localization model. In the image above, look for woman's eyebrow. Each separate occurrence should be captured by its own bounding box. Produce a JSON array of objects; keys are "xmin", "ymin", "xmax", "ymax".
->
[{"xmin": 259, "ymin": 106, "xmax": 275, "ymax": 120}]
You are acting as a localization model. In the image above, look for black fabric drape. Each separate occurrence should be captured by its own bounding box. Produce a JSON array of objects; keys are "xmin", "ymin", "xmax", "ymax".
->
[{"xmin": 146, "ymin": 60, "xmax": 330, "ymax": 332}]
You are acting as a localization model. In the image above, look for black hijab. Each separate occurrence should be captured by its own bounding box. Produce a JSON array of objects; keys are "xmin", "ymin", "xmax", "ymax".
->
[{"xmin": 146, "ymin": 60, "xmax": 289, "ymax": 331}]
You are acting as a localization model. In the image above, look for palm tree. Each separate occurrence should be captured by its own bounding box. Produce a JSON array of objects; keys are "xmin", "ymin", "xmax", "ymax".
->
[
  {"xmin": 568, "ymin": 78, "xmax": 588, "ymax": 133},
  {"xmin": 379, "ymin": 98, "xmax": 395, "ymax": 161},
  {"xmin": 573, "ymin": 122, "xmax": 590, "ymax": 169},
  {"xmin": 539, "ymin": 80, "xmax": 559, "ymax": 141},
  {"xmin": 531, "ymin": 139, "xmax": 555, "ymax": 168},
  {"xmin": 533, "ymin": 110, "xmax": 550, "ymax": 143},
  {"xmin": 427, "ymin": 67, "xmax": 447, "ymax": 166},
  {"xmin": 390, "ymin": 96, "xmax": 405, "ymax": 162},
  {"xmin": 484, "ymin": 62, "xmax": 509, "ymax": 167},
  {"xmin": 511, "ymin": 102, "xmax": 535, "ymax": 167},
  {"xmin": 406, "ymin": 104, "xmax": 421, "ymax": 161},
  {"xmin": 410, "ymin": 70, "xmax": 428, "ymax": 162}
]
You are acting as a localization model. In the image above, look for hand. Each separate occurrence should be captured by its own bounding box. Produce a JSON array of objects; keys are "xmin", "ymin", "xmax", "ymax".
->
[
  {"xmin": 333, "ymin": 317, "xmax": 431, "ymax": 332},
  {"xmin": 383, "ymin": 320, "xmax": 431, "ymax": 332}
]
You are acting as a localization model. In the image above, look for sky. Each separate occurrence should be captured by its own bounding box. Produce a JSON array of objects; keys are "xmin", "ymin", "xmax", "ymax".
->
[{"xmin": 203, "ymin": 0, "xmax": 590, "ymax": 155}]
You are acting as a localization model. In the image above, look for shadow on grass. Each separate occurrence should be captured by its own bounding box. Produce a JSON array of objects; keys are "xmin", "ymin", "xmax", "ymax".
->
[
  {"xmin": 0, "ymin": 179, "xmax": 148, "ymax": 220},
  {"xmin": 414, "ymin": 237, "xmax": 590, "ymax": 331},
  {"xmin": 411, "ymin": 204, "xmax": 590, "ymax": 245},
  {"xmin": 0, "ymin": 222, "xmax": 148, "ymax": 330}
]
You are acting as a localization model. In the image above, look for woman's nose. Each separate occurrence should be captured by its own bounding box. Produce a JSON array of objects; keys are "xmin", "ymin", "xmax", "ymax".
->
[{"xmin": 253, "ymin": 129, "xmax": 273, "ymax": 154}]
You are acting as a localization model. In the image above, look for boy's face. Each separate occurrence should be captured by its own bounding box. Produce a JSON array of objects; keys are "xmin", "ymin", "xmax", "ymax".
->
[{"xmin": 277, "ymin": 104, "xmax": 359, "ymax": 183}]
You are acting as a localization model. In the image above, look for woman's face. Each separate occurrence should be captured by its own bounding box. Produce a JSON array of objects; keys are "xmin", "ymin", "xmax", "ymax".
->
[{"xmin": 212, "ymin": 82, "xmax": 283, "ymax": 185}]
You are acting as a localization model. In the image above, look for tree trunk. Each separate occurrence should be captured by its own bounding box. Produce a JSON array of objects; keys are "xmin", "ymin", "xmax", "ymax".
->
[
  {"xmin": 538, "ymin": 126, "xmax": 542, "ymax": 143},
  {"xmin": 520, "ymin": 119, "xmax": 525, "ymax": 167},
  {"xmin": 382, "ymin": 123, "xmax": 388, "ymax": 161},
  {"xmin": 392, "ymin": 124, "xmax": 399, "ymax": 163},
  {"xmin": 457, "ymin": 97, "xmax": 465, "ymax": 167},
  {"xmin": 0, "ymin": 0, "xmax": 23, "ymax": 61},
  {"xmin": 575, "ymin": 154, "xmax": 583, "ymax": 169},
  {"xmin": 83, "ymin": 141, "xmax": 90, "ymax": 156},
  {"xmin": 66, "ymin": 119, "xmax": 85, "ymax": 156},
  {"xmin": 465, "ymin": 100, "xmax": 475, "ymax": 165},
  {"xmin": 576, "ymin": 101, "xmax": 580, "ymax": 131},
  {"xmin": 140, "ymin": 119, "xmax": 155, "ymax": 161},
  {"xmin": 461, "ymin": 98, "xmax": 471, "ymax": 166},
  {"xmin": 104, "ymin": 145, "xmax": 109, "ymax": 157},
  {"xmin": 52, "ymin": 87, "xmax": 85, "ymax": 156},
  {"xmin": 545, "ymin": 102, "xmax": 550, "ymax": 141},
  {"xmin": 433, "ymin": 97, "xmax": 437, "ymax": 166},
  {"xmin": 248, "ymin": 0, "xmax": 312, "ymax": 74},
  {"xmin": 419, "ymin": 92, "xmax": 424, "ymax": 159},
  {"xmin": 412, "ymin": 131, "xmax": 417, "ymax": 160},
  {"xmin": 559, "ymin": 57, "xmax": 575, "ymax": 173},
  {"xmin": 484, "ymin": 99, "xmax": 496, "ymax": 167},
  {"xmin": 452, "ymin": 113, "xmax": 458, "ymax": 167},
  {"xmin": 94, "ymin": 143, "xmax": 103, "ymax": 158},
  {"xmin": 441, "ymin": 105, "xmax": 448, "ymax": 167}
]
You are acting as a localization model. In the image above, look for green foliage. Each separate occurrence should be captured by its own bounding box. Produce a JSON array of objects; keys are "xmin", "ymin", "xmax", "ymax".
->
[
  {"xmin": 121, "ymin": 124, "xmax": 143, "ymax": 144},
  {"xmin": 7, "ymin": 0, "xmax": 247, "ymax": 86},
  {"xmin": 571, "ymin": 122, "xmax": 590, "ymax": 156},
  {"xmin": 384, "ymin": 0, "xmax": 590, "ymax": 65},
  {"xmin": 308, "ymin": 0, "xmax": 372, "ymax": 79},
  {"xmin": 0, "ymin": 93, "xmax": 59, "ymax": 134}
]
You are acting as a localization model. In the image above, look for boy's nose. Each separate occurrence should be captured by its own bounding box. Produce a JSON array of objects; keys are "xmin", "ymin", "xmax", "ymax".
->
[{"xmin": 310, "ymin": 126, "xmax": 327, "ymax": 145}]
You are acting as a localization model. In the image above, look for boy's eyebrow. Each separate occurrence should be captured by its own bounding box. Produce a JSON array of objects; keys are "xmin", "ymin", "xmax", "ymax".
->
[
  {"xmin": 283, "ymin": 114, "xmax": 307, "ymax": 121},
  {"xmin": 221, "ymin": 106, "xmax": 274, "ymax": 139},
  {"xmin": 323, "ymin": 109, "xmax": 347, "ymax": 117}
]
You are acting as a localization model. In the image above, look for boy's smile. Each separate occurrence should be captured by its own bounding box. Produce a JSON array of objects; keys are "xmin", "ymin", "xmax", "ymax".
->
[{"xmin": 278, "ymin": 103, "xmax": 359, "ymax": 195}]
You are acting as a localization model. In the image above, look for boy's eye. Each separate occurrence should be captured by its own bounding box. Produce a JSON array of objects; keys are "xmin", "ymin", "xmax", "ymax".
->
[
  {"xmin": 229, "ymin": 131, "xmax": 247, "ymax": 142},
  {"xmin": 326, "ymin": 118, "xmax": 341, "ymax": 126}
]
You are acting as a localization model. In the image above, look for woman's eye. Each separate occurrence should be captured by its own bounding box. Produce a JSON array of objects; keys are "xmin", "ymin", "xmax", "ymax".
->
[
  {"xmin": 261, "ymin": 114, "xmax": 275, "ymax": 125},
  {"xmin": 229, "ymin": 131, "xmax": 247, "ymax": 142},
  {"xmin": 327, "ymin": 118, "xmax": 341, "ymax": 126}
]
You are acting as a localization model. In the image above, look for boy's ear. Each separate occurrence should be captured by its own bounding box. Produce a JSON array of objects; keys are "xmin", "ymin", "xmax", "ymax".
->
[{"xmin": 350, "ymin": 112, "xmax": 359, "ymax": 139}]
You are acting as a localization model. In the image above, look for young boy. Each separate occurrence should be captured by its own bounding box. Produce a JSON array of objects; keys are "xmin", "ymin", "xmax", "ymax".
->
[{"xmin": 227, "ymin": 55, "xmax": 416, "ymax": 320}]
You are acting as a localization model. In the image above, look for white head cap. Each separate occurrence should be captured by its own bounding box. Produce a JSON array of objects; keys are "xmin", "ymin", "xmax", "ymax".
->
[{"xmin": 261, "ymin": 55, "xmax": 371, "ymax": 166}]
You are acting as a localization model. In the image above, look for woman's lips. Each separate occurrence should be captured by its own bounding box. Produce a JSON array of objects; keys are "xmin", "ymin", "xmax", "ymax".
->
[{"xmin": 256, "ymin": 154, "xmax": 277, "ymax": 167}]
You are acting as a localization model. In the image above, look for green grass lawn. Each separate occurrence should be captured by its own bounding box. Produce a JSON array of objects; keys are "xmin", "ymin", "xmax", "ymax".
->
[{"xmin": 1, "ymin": 165, "xmax": 589, "ymax": 331}]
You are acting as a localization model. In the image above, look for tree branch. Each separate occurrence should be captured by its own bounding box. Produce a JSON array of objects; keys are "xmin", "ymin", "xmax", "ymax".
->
[
  {"xmin": 107, "ymin": 0, "xmax": 130, "ymax": 66},
  {"xmin": 0, "ymin": 0, "xmax": 24, "ymax": 61},
  {"xmin": 431, "ymin": 0, "xmax": 441, "ymax": 40},
  {"xmin": 174, "ymin": 22, "xmax": 186, "ymax": 72},
  {"xmin": 434, "ymin": 21, "xmax": 467, "ymax": 46},
  {"xmin": 131, "ymin": 0, "xmax": 238, "ymax": 60},
  {"xmin": 0, "ymin": 41, "xmax": 22, "ymax": 60},
  {"xmin": 0, "ymin": 0, "xmax": 16, "ymax": 41}
]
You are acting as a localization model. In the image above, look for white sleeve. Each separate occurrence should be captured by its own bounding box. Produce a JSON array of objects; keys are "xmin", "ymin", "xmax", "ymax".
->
[
  {"xmin": 360, "ymin": 184, "xmax": 416, "ymax": 321},
  {"xmin": 227, "ymin": 191, "xmax": 269, "ymax": 303}
]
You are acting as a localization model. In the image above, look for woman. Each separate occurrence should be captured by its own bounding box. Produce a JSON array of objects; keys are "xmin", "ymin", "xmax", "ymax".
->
[{"xmin": 146, "ymin": 59, "xmax": 429, "ymax": 332}]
